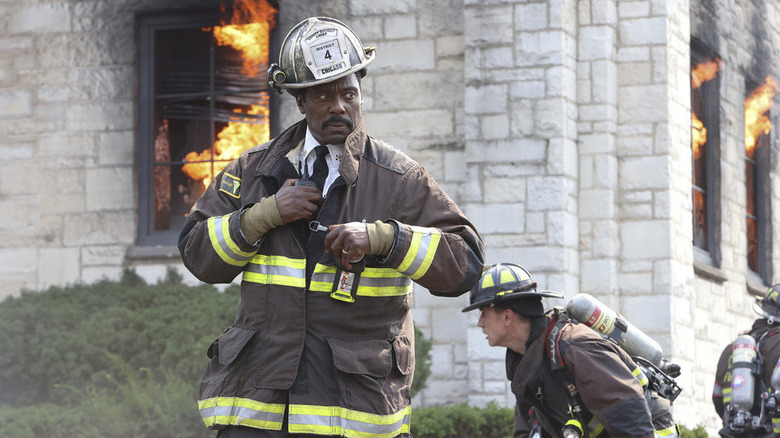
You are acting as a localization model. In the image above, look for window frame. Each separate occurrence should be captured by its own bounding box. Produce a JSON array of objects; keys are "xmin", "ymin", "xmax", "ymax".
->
[{"xmin": 690, "ymin": 39, "xmax": 722, "ymax": 269}]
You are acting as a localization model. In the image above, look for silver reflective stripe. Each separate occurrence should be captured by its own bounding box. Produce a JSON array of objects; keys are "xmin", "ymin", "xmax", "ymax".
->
[
  {"xmin": 242, "ymin": 255, "xmax": 307, "ymax": 287},
  {"xmin": 289, "ymin": 404, "xmax": 411, "ymax": 437},
  {"xmin": 198, "ymin": 397, "xmax": 285, "ymax": 430},
  {"xmin": 209, "ymin": 214, "xmax": 254, "ymax": 266},
  {"xmin": 310, "ymin": 265, "xmax": 412, "ymax": 296}
]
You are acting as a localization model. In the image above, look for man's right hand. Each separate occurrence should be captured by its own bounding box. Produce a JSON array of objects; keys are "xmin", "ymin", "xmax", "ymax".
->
[{"xmin": 275, "ymin": 178, "xmax": 323, "ymax": 223}]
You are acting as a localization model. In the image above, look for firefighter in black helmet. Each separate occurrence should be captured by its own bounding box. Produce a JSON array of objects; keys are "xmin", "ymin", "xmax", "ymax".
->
[
  {"xmin": 713, "ymin": 284, "xmax": 780, "ymax": 437},
  {"xmin": 463, "ymin": 263, "xmax": 678, "ymax": 438}
]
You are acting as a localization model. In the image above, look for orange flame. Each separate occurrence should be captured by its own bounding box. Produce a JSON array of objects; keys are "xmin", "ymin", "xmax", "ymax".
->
[
  {"xmin": 212, "ymin": 0, "xmax": 277, "ymax": 77},
  {"xmin": 691, "ymin": 58, "xmax": 720, "ymax": 155},
  {"xmin": 692, "ymin": 113, "xmax": 707, "ymax": 159},
  {"xmin": 182, "ymin": 105, "xmax": 270, "ymax": 187},
  {"xmin": 691, "ymin": 58, "xmax": 721, "ymax": 90},
  {"xmin": 745, "ymin": 76, "xmax": 779, "ymax": 158},
  {"xmin": 183, "ymin": 0, "xmax": 276, "ymax": 188}
]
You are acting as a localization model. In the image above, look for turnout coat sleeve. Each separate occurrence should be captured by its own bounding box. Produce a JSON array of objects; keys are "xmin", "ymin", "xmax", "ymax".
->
[{"xmin": 178, "ymin": 149, "xmax": 264, "ymax": 284}]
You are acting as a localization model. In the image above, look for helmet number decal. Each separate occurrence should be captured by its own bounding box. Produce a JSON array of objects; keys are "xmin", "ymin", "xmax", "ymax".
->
[{"xmin": 301, "ymin": 25, "xmax": 352, "ymax": 80}]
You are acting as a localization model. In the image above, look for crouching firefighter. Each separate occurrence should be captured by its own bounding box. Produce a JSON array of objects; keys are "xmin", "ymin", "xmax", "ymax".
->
[
  {"xmin": 713, "ymin": 284, "xmax": 780, "ymax": 438},
  {"xmin": 462, "ymin": 263, "xmax": 680, "ymax": 438}
]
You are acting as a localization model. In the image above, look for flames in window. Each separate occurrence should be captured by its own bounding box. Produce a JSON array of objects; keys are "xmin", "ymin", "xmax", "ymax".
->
[
  {"xmin": 691, "ymin": 58, "xmax": 720, "ymax": 158},
  {"xmin": 745, "ymin": 76, "xmax": 779, "ymax": 159},
  {"xmin": 691, "ymin": 57, "xmax": 720, "ymax": 250},
  {"xmin": 181, "ymin": 0, "xmax": 278, "ymax": 189}
]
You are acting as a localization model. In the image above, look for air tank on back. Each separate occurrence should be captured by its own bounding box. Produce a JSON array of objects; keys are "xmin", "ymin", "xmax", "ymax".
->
[
  {"xmin": 730, "ymin": 334, "xmax": 757, "ymax": 412},
  {"xmin": 566, "ymin": 293, "xmax": 664, "ymax": 366}
]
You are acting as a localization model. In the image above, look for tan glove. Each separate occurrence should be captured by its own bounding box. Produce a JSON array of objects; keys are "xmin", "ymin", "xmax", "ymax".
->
[
  {"xmin": 366, "ymin": 220, "xmax": 395, "ymax": 256},
  {"xmin": 239, "ymin": 196, "xmax": 284, "ymax": 243}
]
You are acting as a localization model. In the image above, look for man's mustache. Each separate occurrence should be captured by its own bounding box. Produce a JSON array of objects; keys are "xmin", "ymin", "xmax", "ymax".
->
[{"xmin": 323, "ymin": 116, "xmax": 353, "ymax": 130}]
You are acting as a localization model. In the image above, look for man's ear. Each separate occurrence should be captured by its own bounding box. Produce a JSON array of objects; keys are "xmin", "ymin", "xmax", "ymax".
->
[
  {"xmin": 295, "ymin": 94, "xmax": 306, "ymax": 114},
  {"xmin": 503, "ymin": 308, "xmax": 513, "ymax": 325}
]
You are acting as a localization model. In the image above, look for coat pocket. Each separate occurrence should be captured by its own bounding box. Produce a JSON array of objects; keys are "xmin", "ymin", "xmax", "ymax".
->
[
  {"xmin": 210, "ymin": 325, "xmax": 258, "ymax": 366},
  {"xmin": 327, "ymin": 337, "xmax": 410, "ymax": 413}
]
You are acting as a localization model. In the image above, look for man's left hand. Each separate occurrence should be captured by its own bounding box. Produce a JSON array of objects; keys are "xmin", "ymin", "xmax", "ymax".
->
[{"xmin": 324, "ymin": 222, "xmax": 370, "ymax": 270}]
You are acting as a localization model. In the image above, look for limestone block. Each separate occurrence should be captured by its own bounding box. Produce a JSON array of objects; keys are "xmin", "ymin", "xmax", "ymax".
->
[
  {"xmin": 0, "ymin": 159, "xmax": 42, "ymax": 195},
  {"xmin": 66, "ymin": 102, "xmax": 133, "ymax": 131},
  {"xmin": 464, "ymin": 6, "xmax": 513, "ymax": 46},
  {"xmin": 484, "ymin": 176, "xmax": 525, "ymax": 203},
  {"xmin": 347, "ymin": 16, "xmax": 383, "ymax": 41},
  {"xmin": 9, "ymin": 3, "xmax": 72, "ymax": 34},
  {"xmin": 350, "ymin": 0, "xmax": 415, "ymax": 15},
  {"xmin": 579, "ymin": 26, "xmax": 615, "ymax": 61},
  {"xmin": 620, "ymin": 220, "xmax": 670, "ymax": 259},
  {"xmin": 38, "ymin": 247, "xmax": 81, "ymax": 288},
  {"xmin": 580, "ymin": 189, "xmax": 616, "ymax": 219},
  {"xmin": 581, "ymin": 259, "xmax": 617, "ymax": 293},
  {"xmin": 432, "ymin": 307, "xmax": 469, "ymax": 343},
  {"xmin": 547, "ymin": 211, "xmax": 579, "ymax": 247},
  {"xmin": 373, "ymin": 71, "xmax": 462, "ymax": 111},
  {"xmin": 510, "ymin": 80, "xmax": 545, "ymax": 99},
  {"xmin": 431, "ymin": 345, "xmax": 454, "ymax": 377},
  {"xmin": 620, "ymin": 294, "xmax": 671, "ymax": 335},
  {"xmin": 97, "ymin": 131, "xmax": 134, "ymax": 166},
  {"xmin": 443, "ymin": 150, "xmax": 468, "ymax": 183},
  {"xmin": 63, "ymin": 211, "xmax": 135, "ymax": 246},
  {"xmin": 516, "ymin": 31, "xmax": 564, "ymax": 67},
  {"xmin": 0, "ymin": 143, "xmax": 34, "ymax": 160},
  {"xmin": 85, "ymin": 167, "xmax": 134, "ymax": 211},
  {"xmin": 617, "ymin": 46, "xmax": 650, "ymax": 62},
  {"xmin": 364, "ymin": 109, "xmax": 452, "ymax": 138},
  {"xmin": 0, "ymin": 247, "xmax": 37, "ymax": 275},
  {"xmin": 591, "ymin": 0, "xmax": 618, "ymax": 23},
  {"xmin": 515, "ymin": 3, "xmax": 548, "ymax": 31},
  {"xmin": 591, "ymin": 221, "xmax": 620, "ymax": 257},
  {"xmin": 436, "ymin": 35, "xmax": 464, "ymax": 58},
  {"xmin": 619, "ymin": 1, "xmax": 651, "ymax": 18},
  {"xmin": 41, "ymin": 192, "xmax": 85, "ymax": 216},
  {"xmin": 370, "ymin": 40, "xmax": 434, "ymax": 72},
  {"xmin": 464, "ymin": 202, "xmax": 525, "ymax": 234},
  {"xmin": 527, "ymin": 176, "xmax": 568, "ymax": 211},
  {"xmin": 467, "ymin": 361, "xmax": 484, "ymax": 391},
  {"xmin": 620, "ymin": 155, "xmax": 669, "ymax": 190},
  {"xmin": 0, "ymin": 90, "xmax": 32, "ymax": 119},
  {"xmin": 69, "ymin": 66, "xmax": 134, "ymax": 101},
  {"xmin": 483, "ymin": 46, "xmax": 513, "ymax": 69},
  {"xmin": 591, "ymin": 60, "xmax": 617, "ymax": 104},
  {"xmin": 384, "ymin": 14, "xmax": 416, "ymax": 39},
  {"xmin": 526, "ymin": 212, "xmax": 546, "ymax": 234},
  {"xmin": 546, "ymin": 65, "xmax": 577, "ymax": 99},
  {"xmin": 39, "ymin": 132, "xmax": 96, "ymax": 159},
  {"xmin": 580, "ymin": 103, "xmax": 618, "ymax": 122},
  {"xmin": 82, "ymin": 245, "xmax": 126, "ymax": 266},
  {"xmin": 422, "ymin": 379, "xmax": 468, "ymax": 403},
  {"xmin": 37, "ymin": 86, "xmax": 69, "ymax": 103},
  {"xmin": 81, "ymin": 266, "xmax": 123, "ymax": 284},
  {"xmin": 481, "ymin": 114, "xmax": 509, "ymax": 140},
  {"xmin": 619, "ymin": 17, "xmax": 667, "ymax": 46},
  {"xmin": 465, "ymin": 83, "xmax": 508, "ymax": 115}
]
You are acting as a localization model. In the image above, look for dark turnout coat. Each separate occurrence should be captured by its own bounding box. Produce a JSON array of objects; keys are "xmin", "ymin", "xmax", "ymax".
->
[
  {"xmin": 509, "ymin": 314, "xmax": 676, "ymax": 438},
  {"xmin": 178, "ymin": 116, "xmax": 484, "ymax": 437}
]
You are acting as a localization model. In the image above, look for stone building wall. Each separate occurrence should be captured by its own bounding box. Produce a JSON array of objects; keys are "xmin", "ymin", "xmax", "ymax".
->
[{"xmin": 4, "ymin": 0, "xmax": 780, "ymax": 434}]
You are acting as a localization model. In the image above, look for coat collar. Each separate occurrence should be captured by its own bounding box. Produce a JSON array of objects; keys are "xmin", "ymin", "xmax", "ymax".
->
[{"xmin": 256, "ymin": 115, "xmax": 367, "ymax": 186}]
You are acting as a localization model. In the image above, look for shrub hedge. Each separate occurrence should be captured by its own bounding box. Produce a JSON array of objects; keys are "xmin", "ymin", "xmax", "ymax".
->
[{"xmin": 0, "ymin": 269, "xmax": 708, "ymax": 438}]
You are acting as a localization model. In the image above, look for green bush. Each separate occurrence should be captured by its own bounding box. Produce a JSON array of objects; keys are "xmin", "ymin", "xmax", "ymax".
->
[
  {"xmin": 411, "ymin": 401, "xmax": 513, "ymax": 438},
  {"xmin": 678, "ymin": 424, "xmax": 709, "ymax": 438},
  {"xmin": 0, "ymin": 268, "xmax": 438, "ymax": 438}
]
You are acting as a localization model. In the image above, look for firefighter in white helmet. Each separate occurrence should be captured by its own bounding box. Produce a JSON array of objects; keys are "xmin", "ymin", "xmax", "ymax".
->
[
  {"xmin": 179, "ymin": 16, "xmax": 484, "ymax": 438},
  {"xmin": 713, "ymin": 284, "xmax": 780, "ymax": 437},
  {"xmin": 462, "ymin": 263, "xmax": 678, "ymax": 438}
]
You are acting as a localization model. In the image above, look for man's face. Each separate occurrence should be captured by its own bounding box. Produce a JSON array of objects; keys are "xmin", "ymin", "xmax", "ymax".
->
[
  {"xmin": 296, "ymin": 74, "xmax": 362, "ymax": 145},
  {"xmin": 477, "ymin": 307, "xmax": 532, "ymax": 353}
]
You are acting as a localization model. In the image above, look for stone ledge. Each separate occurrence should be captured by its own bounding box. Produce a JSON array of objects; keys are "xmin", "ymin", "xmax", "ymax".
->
[
  {"xmin": 126, "ymin": 245, "xmax": 180, "ymax": 261},
  {"xmin": 693, "ymin": 260, "xmax": 727, "ymax": 284}
]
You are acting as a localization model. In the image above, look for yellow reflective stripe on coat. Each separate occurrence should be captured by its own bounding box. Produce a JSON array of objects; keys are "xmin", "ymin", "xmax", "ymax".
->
[
  {"xmin": 587, "ymin": 417, "xmax": 604, "ymax": 438},
  {"xmin": 288, "ymin": 403, "xmax": 411, "ymax": 438},
  {"xmin": 397, "ymin": 226, "xmax": 441, "ymax": 280},
  {"xmin": 309, "ymin": 264, "xmax": 413, "ymax": 296},
  {"xmin": 655, "ymin": 425, "xmax": 679, "ymax": 438},
  {"xmin": 198, "ymin": 397, "xmax": 285, "ymax": 430},
  {"xmin": 243, "ymin": 255, "xmax": 306, "ymax": 287},
  {"xmin": 722, "ymin": 386, "xmax": 732, "ymax": 403},
  {"xmin": 773, "ymin": 417, "xmax": 780, "ymax": 433},
  {"xmin": 633, "ymin": 366, "xmax": 648, "ymax": 387},
  {"xmin": 208, "ymin": 214, "xmax": 255, "ymax": 266}
]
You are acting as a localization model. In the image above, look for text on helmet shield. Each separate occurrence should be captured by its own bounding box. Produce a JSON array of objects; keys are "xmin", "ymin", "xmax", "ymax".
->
[{"xmin": 300, "ymin": 24, "xmax": 353, "ymax": 81}]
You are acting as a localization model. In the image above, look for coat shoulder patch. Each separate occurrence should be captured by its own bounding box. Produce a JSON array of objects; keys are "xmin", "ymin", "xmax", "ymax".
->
[{"xmin": 219, "ymin": 172, "xmax": 241, "ymax": 199}]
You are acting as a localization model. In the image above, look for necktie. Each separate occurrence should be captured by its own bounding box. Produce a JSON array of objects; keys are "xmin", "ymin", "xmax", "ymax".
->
[{"xmin": 311, "ymin": 145, "xmax": 329, "ymax": 192}]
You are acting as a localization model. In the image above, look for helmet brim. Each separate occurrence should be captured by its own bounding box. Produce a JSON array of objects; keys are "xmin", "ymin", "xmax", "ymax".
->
[{"xmin": 462, "ymin": 289, "xmax": 565, "ymax": 312}]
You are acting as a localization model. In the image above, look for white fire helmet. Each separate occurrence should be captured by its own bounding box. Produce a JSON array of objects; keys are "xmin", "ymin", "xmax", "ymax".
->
[{"xmin": 268, "ymin": 17, "xmax": 375, "ymax": 93}]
